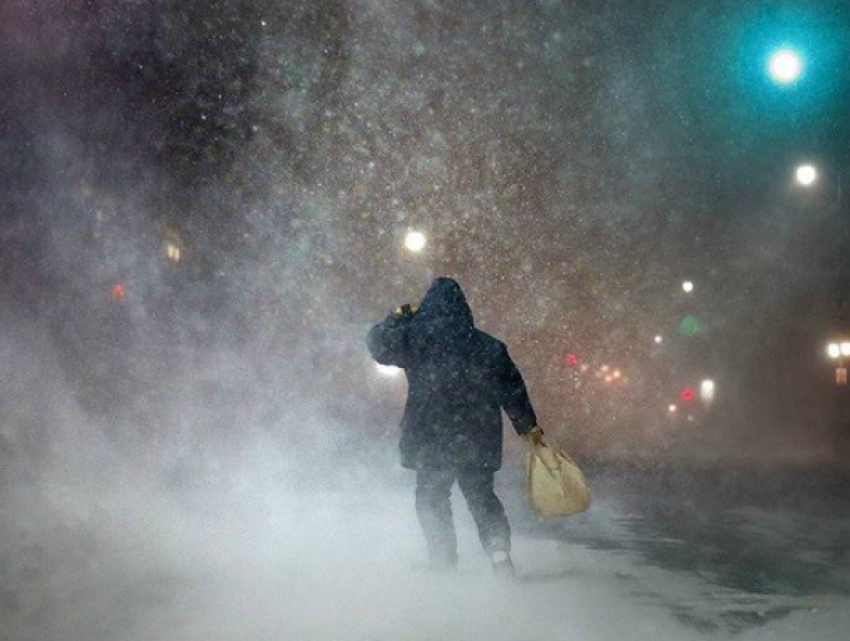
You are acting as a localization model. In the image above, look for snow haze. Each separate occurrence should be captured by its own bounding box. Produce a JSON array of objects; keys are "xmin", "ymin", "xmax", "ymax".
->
[{"xmin": 2, "ymin": 2, "xmax": 850, "ymax": 640}]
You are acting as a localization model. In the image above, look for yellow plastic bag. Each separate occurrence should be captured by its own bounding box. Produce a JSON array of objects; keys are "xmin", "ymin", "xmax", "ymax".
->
[{"xmin": 526, "ymin": 443, "xmax": 591, "ymax": 518}]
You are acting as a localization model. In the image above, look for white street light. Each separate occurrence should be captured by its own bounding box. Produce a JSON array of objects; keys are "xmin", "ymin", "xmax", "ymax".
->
[
  {"xmin": 404, "ymin": 230, "xmax": 427, "ymax": 253},
  {"xmin": 827, "ymin": 342, "xmax": 849, "ymax": 386},
  {"xmin": 165, "ymin": 241, "xmax": 182, "ymax": 262},
  {"xmin": 795, "ymin": 164, "xmax": 818, "ymax": 187},
  {"xmin": 682, "ymin": 281, "xmax": 694, "ymax": 293},
  {"xmin": 376, "ymin": 363, "xmax": 402, "ymax": 378},
  {"xmin": 668, "ymin": 404, "xmax": 678, "ymax": 414},
  {"xmin": 768, "ymin": 49, "xmax": 803, "ymax": 84},
  {"xmin": 654, "ymin": 334, "xmax": 664, "ymax": 344},
  {"xmin": 700, "ymin": 379, "xmax": 716, "ymax": 403}
]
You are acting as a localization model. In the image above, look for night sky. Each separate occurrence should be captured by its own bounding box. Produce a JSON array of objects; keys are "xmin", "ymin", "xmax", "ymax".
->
[{"xmin": 3, "ymin": 0, "xmax": 850, "ymax": 465}]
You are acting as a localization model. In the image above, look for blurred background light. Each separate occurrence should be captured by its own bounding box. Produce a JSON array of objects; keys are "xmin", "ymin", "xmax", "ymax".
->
[
  {"xmin": 404, "ymin": 230, "xmax": 427, "ymax": 253},
  {"xmin": 768, "ymin": 48, "xmax": 803, "ymax": 84},
  {"xmin": 700, "ymin": 379, "xmax": 716, "ymax": 403},
  {"xmin": 795, "ymin": 164, "xmax": 818, "ymax": 186},
  {"xmin": 679, "ymin": 315, "xmax": 702, "ymax": 336},
  {"xmin": 376, "ymin": 363, "xmax": 402, "ymax": 378}
]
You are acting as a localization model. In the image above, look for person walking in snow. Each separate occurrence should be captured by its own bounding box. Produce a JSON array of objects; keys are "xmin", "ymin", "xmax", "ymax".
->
[{"xmin": 367, "ymin": 277, "xmax": 543, "ymax": 575}]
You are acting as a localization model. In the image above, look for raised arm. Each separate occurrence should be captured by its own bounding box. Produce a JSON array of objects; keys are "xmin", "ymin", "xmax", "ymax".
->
[{"xmin": 366, "ymin": 313, "xmax": 414, "ymax": 367}]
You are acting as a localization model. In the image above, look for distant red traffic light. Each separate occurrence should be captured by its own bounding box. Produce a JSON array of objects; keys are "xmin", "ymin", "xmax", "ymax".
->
[
  {"xmin": 111, "ymin": 283, "xmax": 126, "ymax": 300},
  {"xmin": 566, "ymin": 353, "xmax": 579, "ymax": 367},
  {"xmin": 680, "ymin": 388, "xmax": 695, "ymax": 402}
]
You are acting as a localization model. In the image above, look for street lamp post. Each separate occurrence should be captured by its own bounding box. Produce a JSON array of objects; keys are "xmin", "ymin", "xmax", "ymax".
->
[
  {"xmin": 825, "ymin": 340, "xmax": 850, "ymax": 463},
  {"xmin": 794, "ymin": 163, "xmax": 848, "ymax": 306},
  {"xmin": 794, "ymin": 163, "xmax": 843, "ymax": 205},
  {"xmin": 827, "ymin": 341, "xmax": 850, "ymax": 386}
]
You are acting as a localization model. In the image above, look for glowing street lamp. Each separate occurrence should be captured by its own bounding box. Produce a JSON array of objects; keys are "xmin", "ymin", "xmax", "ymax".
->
[
  {"xmin": 795, "ymin": 164, "xmax": 818, "ymax": 187},
  {"xmin": 768, "ymin": 49, "xmax": 803, "ymax": 84},
  {"xmin": 700, "ymin": 379, "xmax": 716, "ymax": 403},
  {"xmin": 826, "ymin": 341, "xmax": 849, "ymax": 386},
  {"xmin": 828, "ymin": 342, "xmax": 841, "ymax": 359},
  {"xmin": 404, "ymin": 230, "xmax": 427, "ymax": 253},
  {"xmin": 165, "ymin": 241, "xmax": 182, "ymax": 262},
  {"xmin": 682, "ymin": 281, "xmax": 694, "ymax": 294},
  {"xmin": 654, "ymin": 334, "xmax": 664, "ymax": 345},
  {"xmin": 792, "ymin": 162, "xmax": 844, "ymax": 209},
  {"xmin": 376, "ymin": 363, "xmax": 402, "ymax": 378}
]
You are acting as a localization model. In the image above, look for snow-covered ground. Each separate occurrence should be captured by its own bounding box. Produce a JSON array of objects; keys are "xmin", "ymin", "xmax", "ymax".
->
[{"xmin": 2, "ymin": 461, "xmax": 849, "ymax": 641}]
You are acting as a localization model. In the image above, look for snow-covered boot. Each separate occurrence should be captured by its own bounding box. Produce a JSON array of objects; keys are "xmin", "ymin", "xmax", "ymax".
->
[{"xmin": 490, "ymin": 550, "xmax": 515, "ymax": 578}]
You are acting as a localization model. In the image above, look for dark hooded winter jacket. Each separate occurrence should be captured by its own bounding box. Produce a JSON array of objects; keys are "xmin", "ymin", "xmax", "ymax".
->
[{"xmin": 367, "ymin": 278, "xmax": 537, "ymax": 470}]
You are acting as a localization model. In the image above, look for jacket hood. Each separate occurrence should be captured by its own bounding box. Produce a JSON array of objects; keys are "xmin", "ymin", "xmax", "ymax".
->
[{"xmin": 417, "ymin": 277, "xmax": 474, "ymax": 325}]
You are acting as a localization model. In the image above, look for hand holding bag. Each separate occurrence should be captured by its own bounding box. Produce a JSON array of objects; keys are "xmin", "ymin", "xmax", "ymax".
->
[{"xmin": 526, "ymin": 442, "xmax": 591, "ymax": 518}]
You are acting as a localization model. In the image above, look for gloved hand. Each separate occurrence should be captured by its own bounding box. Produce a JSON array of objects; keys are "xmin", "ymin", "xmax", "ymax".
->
[
  {"xmin": 394, "ymin": 304, "xmax": 415, "ymax": 319},
  {"xmin": 523, "ymin": 426, "xmax": 545, "ymax": 447}
]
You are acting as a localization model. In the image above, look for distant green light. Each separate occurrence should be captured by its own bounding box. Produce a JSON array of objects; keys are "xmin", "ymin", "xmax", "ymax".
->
[{"xmin": 679, "ymin": 315, "xmax": 702, "ymax": 337}]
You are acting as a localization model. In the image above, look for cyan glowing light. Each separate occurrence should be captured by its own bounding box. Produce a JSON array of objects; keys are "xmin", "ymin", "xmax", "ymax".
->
[
  {"xmin": 768, "ymin": 49, "xmax": 803, "ymax": 83},
  {"xmin": 795, "ymin": 164, "xmax": 817, "ymax": 186}
]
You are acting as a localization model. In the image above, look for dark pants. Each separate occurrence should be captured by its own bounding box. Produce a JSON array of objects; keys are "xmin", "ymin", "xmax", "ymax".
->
[{"xmin": 415, "ymin": 468, "xmax": 511, "ymax": 568}]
